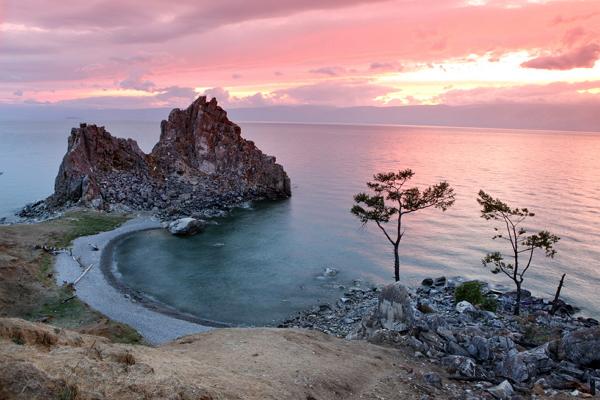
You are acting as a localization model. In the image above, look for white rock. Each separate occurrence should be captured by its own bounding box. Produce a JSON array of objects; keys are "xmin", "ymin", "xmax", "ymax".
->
[
  {"xmin": 324, "ymin": 267, "xmax": 338, "ymax": 277},
  {"xmin": 455, "ymin": 300, "xmax": 476, "ymax": 313},
  {"xmin": 167, "ymin": 217, "xmax": 205, "ymax": 236}
]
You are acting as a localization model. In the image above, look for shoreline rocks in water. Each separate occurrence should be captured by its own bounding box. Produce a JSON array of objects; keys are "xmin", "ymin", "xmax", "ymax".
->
[
  {"xmin": 165, "ymin": 217, "xmax": 206, "ymax": 236},
  {"xmin": 19, "ymin": 96, "xmax": 291, "ymax": 221},
  {"xmin": 281, "ymin": 277, "xmax": 600, "ymax": 398}
]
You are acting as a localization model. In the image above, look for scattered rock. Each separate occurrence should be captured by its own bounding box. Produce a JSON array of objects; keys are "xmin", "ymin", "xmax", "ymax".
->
[
  {"xmin": 486, "ymin": 380, "xmax": 514, "ymax": 400},
  {"xmin": 422, "ymin": 278, "xmax": 434, "ymax": 287},
  {"xmin": 434, "ymin": 277, "xmax": 447, "ymax": 287},
  {"xmin": 423, "ymin": 371, "xmax": 443, "ymax": 389}
]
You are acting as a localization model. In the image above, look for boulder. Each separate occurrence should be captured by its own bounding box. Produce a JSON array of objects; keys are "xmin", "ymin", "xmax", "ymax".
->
[
  {"xmin": 442, "ymin": 355, "xmax": 479, "ymax": 378},
  {"xmin": 550, "ymin": 326, "xmax": 600, "ymax": 368},
  {"xmin": 496, "ymin": 344, "xmax": 556, "ymax": 383},
  {"xmin": 348, "ymin": 282, "xmax": 414, "ymax": 339},
  {"xmin": 466, "ymin": 336, "xmax": 490, "ymax": 361},
  {"xmin": 434, "ymin": 276, "xmax": 447, "ymax": 286},
  {"xmin": 167, "ymin": 218, "xmax": 205, "ymax": 236},
  {"xmin": 486, "ymin": 380, "xmax": 514, "ymax": 400},
  {"xmin": 377, "ymin": 282, "xmax": 414, "ymax": 331},
  {"xmin": 421, "ymin": 278, "xmax": 434, "ymax": 287},
  {"xmin": 455, "ymin": 300, "xmax": 476, "ymax": 313}
]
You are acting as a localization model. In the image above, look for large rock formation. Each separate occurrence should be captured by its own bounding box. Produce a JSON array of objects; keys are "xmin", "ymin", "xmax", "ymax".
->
[{"xmin": 36, "ymin": 96, "xmax": 290, "ymax": 217}]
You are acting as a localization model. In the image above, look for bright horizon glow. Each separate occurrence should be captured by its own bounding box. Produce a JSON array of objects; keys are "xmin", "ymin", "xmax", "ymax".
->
[{"xmin": 1, "ymin": 0, "xmax": 599, "ymax": 109}]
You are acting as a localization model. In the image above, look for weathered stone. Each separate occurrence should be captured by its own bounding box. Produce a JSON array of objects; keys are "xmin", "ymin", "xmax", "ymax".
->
[
  {"xmin": 442, "ymin": 355, "xmax": 479, "ymax": 378},
  {"xmin": 550, "ymin": 326, "xmax": 600, "ymax": 368},
  {"xmin": 545, "ymin": 372, "xmax": 581, "ymax": 390},
  {"xmin": 423, "ymin": 372, "xmax": 443, "ymax": 389},
  {"xmin": 422, "ymin": 278, "xmax": 434, "ymax": 287},
  {"xmin": 434, "ymin": 276, "xmax": 447, "ymax": 286},
  {"xmin": 455, "ymin": 301, "xmax": 476, "ymax": 313},
  {"xmin": 467, "ymin": 336, "xmax": 490, "ymax": 361},
  {"xmin": 40, "ymin": 96, "xmax": 291, "ymax": 216},
  {"xmin": 496, "ymin": 344, "xmax": 556, "ymax": 383},
  {"xmin": 167, "ymin": 217, "xmax": 205, "ymax": 236},
  {"xmin": 377, "ymin": 282, "xmax": 414, "ymax": 331},
  {"xmin": 486, "ymin": 380, "xmax": 514, "ymax": 400},
  {"xmin": 446, "ymin": 341, "xmax": 470, "ymax": 357},
  {"xmin": 348, "ymin": 283, "xmax": 413, "ymax": 340}
]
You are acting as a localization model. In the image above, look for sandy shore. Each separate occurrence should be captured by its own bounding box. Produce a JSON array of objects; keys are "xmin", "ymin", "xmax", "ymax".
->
[{"xmin": 54, "ymin": 216, "xmax": 212, "ymax": 345}]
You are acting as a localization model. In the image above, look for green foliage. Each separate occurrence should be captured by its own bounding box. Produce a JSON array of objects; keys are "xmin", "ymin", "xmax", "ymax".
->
[
  {"xmin": 480, "ymin": 296, "xmax": 497, "ymax": 312},
  {"xmin": 37, "ymin": 253, "xmax": 54, "ymax": 285},
  {"xmin": 477, "ymin": 190, "xmax": 560, "ymax": 315},
  {"xmin": 454, "ymin": 281, "xmax": 485, "ymax": 305},
  {"xmin": 454, "ymin": 281, "xmax": 497, "ymax": 312},
  {"xmin": 351, "ymin": 169, "xmax": 455, "ymax": 281},
  {"xmin": 351, "ymin": 169, "xmax": 455, "ymax": 229}
]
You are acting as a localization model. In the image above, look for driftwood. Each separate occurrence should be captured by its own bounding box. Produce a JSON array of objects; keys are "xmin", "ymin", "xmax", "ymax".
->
[
  {"xmin": 72, "ymin": 255, "xmax": 86, "ymax": 269},
  {"xmin": 61, "ymin": 295, "xmax": 76, "ymax": 304},
  {"xmin": 73, "ymin": 264, "xmax": 94, "ymax": 285},
  {"xmin": 550, "ymin": 273, "xmax": 566, "ymax": 315}
]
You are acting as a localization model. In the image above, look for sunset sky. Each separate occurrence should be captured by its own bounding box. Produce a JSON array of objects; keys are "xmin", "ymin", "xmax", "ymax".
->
[{"xmin": 1, "ymin": 0, "xmax": 600, "ymax": 109}]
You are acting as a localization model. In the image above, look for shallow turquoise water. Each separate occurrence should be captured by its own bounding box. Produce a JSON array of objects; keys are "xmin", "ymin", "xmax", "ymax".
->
[{"xmin": 113, "ymin": 123, "xmax": 600, "ymax": 324}]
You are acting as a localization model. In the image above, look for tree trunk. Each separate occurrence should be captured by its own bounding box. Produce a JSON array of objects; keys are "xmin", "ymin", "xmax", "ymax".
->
[
  {"xmin": 514, "ymin": 281, "xmax": 521, "ymax": 316},
  {"xmin": 550, "ymin": 274, "xmax": 566, "ymax": 315},
  {"xmin": 393, "ymin": 244, "xmax": 400, "ymax": 282}
]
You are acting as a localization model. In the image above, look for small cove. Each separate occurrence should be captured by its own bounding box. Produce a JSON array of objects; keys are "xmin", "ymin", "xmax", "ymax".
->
[{"xmin": 112, "ymin": 123, "xmax": 600, "ymax": 324}]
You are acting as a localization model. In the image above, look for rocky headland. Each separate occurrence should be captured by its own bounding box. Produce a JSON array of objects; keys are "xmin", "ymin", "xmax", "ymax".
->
[{"xmin": 19, "ymin": 96, "xmax": 290, "ymax": 221}]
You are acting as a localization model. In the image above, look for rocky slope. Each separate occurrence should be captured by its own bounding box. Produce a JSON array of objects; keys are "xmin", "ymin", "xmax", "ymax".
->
[
  {"xmin": 284, "ymin": 279, "xmax": 600, "ymax": 398},
  {"xmin": 21, "ymin": 96, "xmax": 290, "ymax": 219}
]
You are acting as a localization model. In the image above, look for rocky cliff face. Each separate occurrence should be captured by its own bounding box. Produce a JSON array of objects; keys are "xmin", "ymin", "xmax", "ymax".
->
[{"xmin": 42, "ymin": 96, "xmax": 290, "ymax": 217}]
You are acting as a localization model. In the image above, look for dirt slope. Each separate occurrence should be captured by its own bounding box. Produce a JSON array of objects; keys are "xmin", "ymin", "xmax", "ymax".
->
[{"xmin": 0, "ymin": 317, "xmax": 452, "ymax": 400}]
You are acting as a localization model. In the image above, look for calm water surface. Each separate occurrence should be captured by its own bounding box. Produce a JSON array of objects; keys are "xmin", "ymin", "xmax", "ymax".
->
[{"xmin": 2, "ymin": 121, "xmax": 599, "ymax": 324}]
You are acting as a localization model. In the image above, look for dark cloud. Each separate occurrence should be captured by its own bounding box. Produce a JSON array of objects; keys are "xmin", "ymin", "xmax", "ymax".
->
[
  {"xmin": 6, "ymin": 0, "xmax": 390, "ymax": 44},
  {"xmin": 309, "ymin": 66, "xmax": 345, "ymax": 76},
  {"xmin": 521, "ymin": 43, "xmax": 600, "ymax": 70}
]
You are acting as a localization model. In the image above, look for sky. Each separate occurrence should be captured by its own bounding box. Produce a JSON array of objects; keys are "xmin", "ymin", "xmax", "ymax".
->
[{"xmin": 1, "ymin": 0, "xmax": 600, "ymax": 109}]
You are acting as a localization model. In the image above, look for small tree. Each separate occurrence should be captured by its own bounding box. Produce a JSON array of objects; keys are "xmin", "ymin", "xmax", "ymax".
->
[
  {"xmin": 477, "ymin": 190, "xmax": 560, "ymax": 315},
  {"xmin": 351, "ymin": 169, "xmax": 455, "ymax": 282}
]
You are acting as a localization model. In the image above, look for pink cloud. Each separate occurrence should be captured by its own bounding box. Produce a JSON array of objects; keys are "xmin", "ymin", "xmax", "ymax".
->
[
  {"xmin": 437, "ymin": 81, "xmax": 600, "ymax": 106},
  {"xmin": 521, "ymin": 43, "xmax": 600, "ymax": 70},
  {"xmin": 3, "ymin": 0, "xmax": 600, "ymax": 108}
]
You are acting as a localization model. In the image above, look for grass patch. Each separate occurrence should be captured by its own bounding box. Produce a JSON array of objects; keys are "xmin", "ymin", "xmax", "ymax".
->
[
  {"xmin": 37, "ymin": 253, "xmax": 54, "ymax": 285},
  {"xmin": 26, "ymin": 286, "xmax": 93, "ymax": 328},
  {"xmin": 50, "ymin": 211, "xmax": 129, "ymax": 248},
  {"xmin": 109, "ymin": 324, "xmax": 144, "ymax": 345}
]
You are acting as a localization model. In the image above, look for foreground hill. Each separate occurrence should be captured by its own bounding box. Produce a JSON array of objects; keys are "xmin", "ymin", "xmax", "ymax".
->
[{"xmin": 1, "ymin": 317, "xmax": 450, "ymax": 400}]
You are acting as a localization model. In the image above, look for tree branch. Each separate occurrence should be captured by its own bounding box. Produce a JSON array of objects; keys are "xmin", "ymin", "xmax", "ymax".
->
[{"xmin": 375, "ymin": 221, "xmax": 395, "ymax": 245}]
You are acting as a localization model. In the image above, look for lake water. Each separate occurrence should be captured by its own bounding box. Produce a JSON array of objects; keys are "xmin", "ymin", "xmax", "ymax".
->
[{"xmin": 2, "ymin": 120, "xmax": 599, "ymax": 324}]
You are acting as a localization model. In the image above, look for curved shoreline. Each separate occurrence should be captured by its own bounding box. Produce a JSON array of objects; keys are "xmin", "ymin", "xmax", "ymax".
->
[
  {"xmin": 100, "ymin": 230, "xmax": 233, "ymax": 329},
  {"xmin": 54, "ymin": 216, "xmax": 214, "ymax": 345}
]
